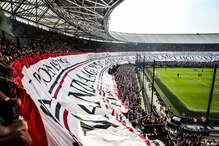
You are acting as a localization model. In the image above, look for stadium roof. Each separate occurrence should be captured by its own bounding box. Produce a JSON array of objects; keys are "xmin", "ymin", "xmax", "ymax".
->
[
  {"xmin": 0, "ymin": 0, "xmax": 123, "ymax": 40},
  {"xmin": 110, "ymin": 31, "xmax": 219, "ymax": 44},
  {"xmin": 1, "ymin": 0, "xmax": 219, "ymax": 43}
]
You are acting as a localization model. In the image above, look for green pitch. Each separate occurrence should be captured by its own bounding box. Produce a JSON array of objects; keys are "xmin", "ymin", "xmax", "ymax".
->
[{"xmin": 156, "ymin": 68, "xmax": 219, "ymax": 114}]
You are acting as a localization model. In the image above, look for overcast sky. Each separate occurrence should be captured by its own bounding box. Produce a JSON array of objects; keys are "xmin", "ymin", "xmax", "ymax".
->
[{"xmin": 109, "ymin": 0, "xmax": 219, "ymax": 34}]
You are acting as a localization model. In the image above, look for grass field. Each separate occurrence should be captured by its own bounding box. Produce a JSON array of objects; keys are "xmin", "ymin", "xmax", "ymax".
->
[{"xmin": 147, "ymin": 67, "xmax": 219, "ymax": 117}]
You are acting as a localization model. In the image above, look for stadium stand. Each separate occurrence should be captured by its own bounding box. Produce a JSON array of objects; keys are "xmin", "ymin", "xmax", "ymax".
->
[
  {"xmin": 0, "ymin": 36, "xmax": 32, "ymax": 145},
  {"xmin": 1, "ymin": 28, "xmax": 219, "ymax": 145},
  {"xmin": 1, "ymin": 16, "xmax": 219, "ymax": 52},
  {"xmin": 113, "ymin": 64, "xmax": 213, "ymax": 145},
  {"xmin": 1, "ymin": 3, "xmax": 219, "ymax": 146},
  {"xmin": 114, "ymin": 64, "xmax": 147, "ymax": 122}
]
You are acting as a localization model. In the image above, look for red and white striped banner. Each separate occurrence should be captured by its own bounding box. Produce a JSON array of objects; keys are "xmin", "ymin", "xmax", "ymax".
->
[{"xmin": 12, "ymin": 52, "xmax": 151, "ymax": 146}]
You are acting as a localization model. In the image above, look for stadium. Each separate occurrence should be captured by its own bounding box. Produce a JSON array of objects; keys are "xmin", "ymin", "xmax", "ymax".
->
[{"xmin": 0, "ymin": 0, "xmax": 219, "ymax": 146}]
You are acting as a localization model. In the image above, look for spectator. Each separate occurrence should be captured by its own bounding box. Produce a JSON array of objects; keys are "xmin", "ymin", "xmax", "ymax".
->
[{"xmin": 0, "ymin": 91, "xmax": 32, "ymax": 146}]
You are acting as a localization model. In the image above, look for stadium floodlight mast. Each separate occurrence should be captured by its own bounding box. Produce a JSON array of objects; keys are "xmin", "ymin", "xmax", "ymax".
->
[
  {"xmin": 150, "ymin": 60, "xmax": 156, "ymax": 114},
  {"xmin": 204, "ymin": 64, "xmax": 217, "ymax": 134},
  {"xmin": 143, "ymin": 56, "xmax": 145, "ymax": 85}
]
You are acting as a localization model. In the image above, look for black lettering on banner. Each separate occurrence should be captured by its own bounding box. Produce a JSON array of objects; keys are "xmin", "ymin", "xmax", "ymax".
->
[
  {"xmin": 78, "ymin": 104, "xmax": 101, "ymax": 115},
  {"xmin": 55, "ymin": 102, "xmax": 61, "ymax": 120},
  {"xmin": 70, "ymin": 79, "xmax": 95, "ymax": 94},
  {"xmin": 88, "ymin": 62, "xmax": 104, "ymax": 69},
  {"xmin": 83, "ymin": 67, "xmax": 97, "ymax": 76},
  {"xmin": 33, "ymin": 72, "xmax": 41, "ymax": 83},
  {"xmin": 69, "ymin": 132, "xmax": 83, "ymax": 146},
  {"xmin": 104, "ymin": 59, "xmax": 111, "ymax": 64},
  {"xmin": 58, "ymin": 58, "xmax": 70, "ymax": 67},
  {"xmin": 104, "ymin": 114, "xmax": 109, "ymax": 119},
  {"xmin": 50, "ymin": 59, "xmax": 62, "ymax": 71},
  {"xmin": 38, "ymin": 99, "xmax": 62, "ymax": 127},
  {"xmin": 33, "ymin": 58, "xmax": 72, "ymax": 91},
  {"xmin": 88, "ymin": 62, "xmax": 98, "ymax": 69},
  {"xmin": 106, "ymin": 92, "xmax": 117, "ymax": 100},
  {"xmin": 43, "ymin": 64, "xmax": 56, "ymax": 78},
  {"xmin": 81, "ymin": 68, "xmax": 97, "ymax": 78},
  {"xmin": 107, "ymin": 96, "xmax": 116, "ymax": 101},
  {"xmin": 38, "ymin": 67, "xmax": 52, "ymax": 85},
  {"xmin": 95, "ymin": 61, "xmax": 104, "ymax": 68},
  {"xmin": 38, "ymin": 99, "xmax": 52, "ymax": 105},
  {"xmin": 76, "ymin": 74, "xmax": 95, "ymax": 83},
  {"xmin": 39, "ymin": 100, "xmax": 82, "ymax": 146},
  {"xmin": 33, "ymin": 61, "xmax": 64, "ymax": 85},
  {"xmin": 111, "ymin": 102, "xmax": 121, "ymax": 108},
  {"xmin": 81, "ymin": 70, "xmax": 91, "ymax": 78},
  {"xmin": 106, "ymin": 92, "xmax": 116, "ymax": 98},
  {"xmin": 72, "ymin": 142, "xmax": 80, "ymax": 146},
  {"xmin": 68, "ymin": 92, "xmax": 98, "ymax": 105},
  {"xmin": 48, "ymin": 63, "xmax": 80, "ymax": 94},
  {"xmin": 80, "ymin": 120, "xmax": 118, "ymax": 136}
]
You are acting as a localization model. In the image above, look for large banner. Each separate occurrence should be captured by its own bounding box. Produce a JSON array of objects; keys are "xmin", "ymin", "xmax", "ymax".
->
[
  {"xmin": 12, "ymin": 52, "xmax": 150, "ymax": 146},
  {"xmin": 12, "ymin": 52, "xmax": 219, "ymax": 146}
]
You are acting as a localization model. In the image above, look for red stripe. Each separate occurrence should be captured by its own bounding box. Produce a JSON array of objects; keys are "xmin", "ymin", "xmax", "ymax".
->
[
  {"xmin": 12, "ymin": 53, "xmax": 94, "ymax": 146},
  {"xmin": 63, "ymin": 109, "xmax": 69, "ymax": 131},
  {"xmin": 12, "ymin": 52, "xmax": 93, "ymax": 88},
  {"xmin": 17, "ymin": 89, "xmax": 48, "ymax": 146},
  {"xmin": 112, "ymin": 75, "xmax": 119, "ymax": 97},
  {"xmin": 53, "ymin": 61, "xmax": 90, "ymax": 98}
]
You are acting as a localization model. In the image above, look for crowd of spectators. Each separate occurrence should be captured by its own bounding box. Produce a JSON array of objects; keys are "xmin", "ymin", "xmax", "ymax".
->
[
  {"xmin": 169, "ymin": 131, "xmax": 205, "ymax": 145},
  {"xmin": 0, "ymin": 36, "xmax": 32, "ymax": 145},
  {"xmin": 96, "ymin": 43, "xmax": 219, "ymax": 52},
  {"xmin": 11, "ymin": 20, "xmax": 83, "ymax": 53},
  {"xmin": 148, "ymin": 60, "xmax": 218, "ymax": 68},
  {"xmin": 112, "ymin": 63, "xmax": 219, "ymax": 145},
  {"xmin": 114, "ymin": 64, "xmax": 147, "ymax": 122},
  {"xmin": 112, "ymin": 64, "xmax": 172, "ymax": 143},
  {"xmin": 167, "ymin": 126, "xmax": 219, "ymax": 146}
]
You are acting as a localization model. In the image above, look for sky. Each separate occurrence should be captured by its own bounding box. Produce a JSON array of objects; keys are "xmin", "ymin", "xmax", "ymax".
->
[{"xmin": 109, "ymin": 0, "xmax": 219, "ymax": 34}]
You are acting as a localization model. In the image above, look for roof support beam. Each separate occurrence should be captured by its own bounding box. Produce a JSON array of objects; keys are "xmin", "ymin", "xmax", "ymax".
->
[
  {"xmin": 36, "ymin": 7, "xmax": 49, "ymax": 23},
  {"xmin": 84, "ymin": 0, "xmax": 108, "ymax": 7},
  {"xmin": 99, "ymin": 0, "xmax": 109, "ymax": 6},
  {"xmin": 1, "ymin": 0, "xmax": 45, "ymax": 7},
  {"xmin": 67, "ymin": 9, "xmax": 103, "ymax": 19},
  {"xmin": 13, "ymin": 0, "xmax": 26, "ymax": 14},
  {"xmin": 65, "ymin": 0, "xmax": 104, "ymax": 18},
  {"xmin": 60, "ymin": 6, "xmax": 109, "ymax": 9},
  {"xmin": 35, "ymin": 0, "xmax": 38, "ymax": 22},
  {"xmin": 52, "ymin": 19, "xmax": 61, "ymax": 28},
  {"xmin": 10, "ymin": 0, "xmax": 14, "ymax": 14},
  {"xmin": 16, "ymin": 7, "xmax": 35, "ymax": 14}
]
